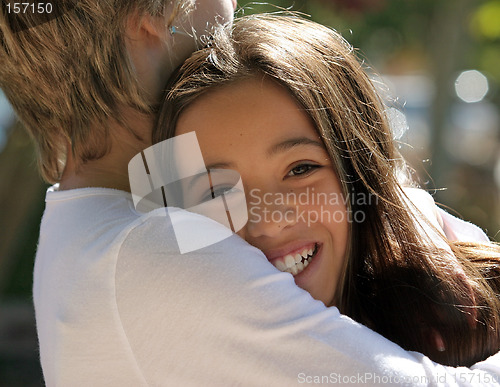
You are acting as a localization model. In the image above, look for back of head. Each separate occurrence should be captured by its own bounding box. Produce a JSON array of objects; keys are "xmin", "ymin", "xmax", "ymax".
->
[{"xmin": 0, "ymin": 0, "xmax": 189, "ymax": 183}]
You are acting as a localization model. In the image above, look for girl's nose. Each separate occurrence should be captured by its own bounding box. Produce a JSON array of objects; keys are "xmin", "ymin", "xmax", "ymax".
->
[{"xmin": 243, "ymin": 192, "xmax": 297, "ymax": 239}]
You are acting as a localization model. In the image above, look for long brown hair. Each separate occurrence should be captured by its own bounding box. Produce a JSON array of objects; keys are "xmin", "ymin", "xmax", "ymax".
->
[{"xmin": 155, "ymin": 14, "xmax": 500, "ymax": 366}]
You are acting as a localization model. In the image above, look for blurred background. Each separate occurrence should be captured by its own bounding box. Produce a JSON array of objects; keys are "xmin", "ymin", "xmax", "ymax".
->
[{"xmin": 0, "ymin": 0, "xmax": 499, "ymax": 385}]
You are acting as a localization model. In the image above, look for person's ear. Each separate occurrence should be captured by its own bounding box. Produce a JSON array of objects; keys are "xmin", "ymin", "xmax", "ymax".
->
[
  {"xmin": 125, "ymin": 9, "xmax": 171, "ymax": 45},
  {"xmin": 124, "ymin": 9, "xmax": 175, "ymax": 104}
]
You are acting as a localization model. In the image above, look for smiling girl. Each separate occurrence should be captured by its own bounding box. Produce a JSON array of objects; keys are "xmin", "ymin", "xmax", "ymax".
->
[{"xmin": 154, "ymin": 14, "xmax": 500, "ymax": 367}]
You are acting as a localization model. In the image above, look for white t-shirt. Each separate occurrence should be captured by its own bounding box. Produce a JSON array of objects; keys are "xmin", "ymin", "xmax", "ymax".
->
[{"xmin": 33, "ymin": 185, "xmax": 500, "ymax": 386}]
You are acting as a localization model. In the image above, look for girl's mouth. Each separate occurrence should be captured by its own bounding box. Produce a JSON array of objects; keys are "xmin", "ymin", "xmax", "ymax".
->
[{"xmin": 271, "ymin": 243, "xmax": 319, "ymax": 276}]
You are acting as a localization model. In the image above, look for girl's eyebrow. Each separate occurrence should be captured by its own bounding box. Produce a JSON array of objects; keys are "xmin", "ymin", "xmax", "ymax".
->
[
  {"xmin": 267, "ymin": 136, "xmax": 324, "ymax": 157},
  {"xmin": 203, "ymin": 136, "xmax": 324, "ymax": 171}
]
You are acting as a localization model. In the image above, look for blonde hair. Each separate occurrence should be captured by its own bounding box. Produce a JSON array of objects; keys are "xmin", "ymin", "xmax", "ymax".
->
[
  {"xmin": 0, "ymin": 0, "xmax": 192, "ymax": 183},
  {"xmin": 155, "ymin": 14, "xmax": 500, "ymax": 366}
]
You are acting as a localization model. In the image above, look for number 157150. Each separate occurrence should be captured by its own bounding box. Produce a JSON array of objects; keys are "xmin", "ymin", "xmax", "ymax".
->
[{"xmin": 6, "ymin": 3, "xmax": 53, "ymax": 14}]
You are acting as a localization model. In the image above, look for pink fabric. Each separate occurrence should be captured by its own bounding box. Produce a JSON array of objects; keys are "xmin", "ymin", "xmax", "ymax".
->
[{"xmin": 438, "ymin": 208, "xmax": 490, "ymax": 243}]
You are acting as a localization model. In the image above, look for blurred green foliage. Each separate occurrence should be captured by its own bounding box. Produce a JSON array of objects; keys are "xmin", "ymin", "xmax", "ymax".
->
[
  {"xmin": 473, "ymin": 1, "xmax": 500, "ymax": 40},
  {"xmin": 238, "ymin": 0, "xmax": 500, "ymax": 93},
  {"xmin": 472, "ymin": 1, "xmax": 500, "ymax": 84}
]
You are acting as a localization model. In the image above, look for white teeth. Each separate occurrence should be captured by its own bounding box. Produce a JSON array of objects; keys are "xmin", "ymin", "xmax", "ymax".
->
[
  {"xmin": 284, "ymin": 254, "xmax": 295, "ymax": 268},
  {"xmin": 272, "ymin": 245, "xmax": 317, "ymax": 276},
  {"xmin": 275, "ymin": 260, "xmax": 287, "ymax": 271}
]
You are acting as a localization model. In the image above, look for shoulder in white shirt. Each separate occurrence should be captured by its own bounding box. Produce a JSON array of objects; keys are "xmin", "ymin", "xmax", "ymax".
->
[{"xmin": 33, "ymin": 185, "xmax": 500, "ymax": 386}]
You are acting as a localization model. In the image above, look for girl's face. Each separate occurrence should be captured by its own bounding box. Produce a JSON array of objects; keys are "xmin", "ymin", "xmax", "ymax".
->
[{"xmin": 175, "ymin": 77, "xmax": 349, "ymax": 306}]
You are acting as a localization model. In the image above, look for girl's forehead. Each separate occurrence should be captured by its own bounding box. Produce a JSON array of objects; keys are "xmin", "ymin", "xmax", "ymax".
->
[{"xmin": 176, "ymin": 77, "xmax": 316, "ymax": 138}]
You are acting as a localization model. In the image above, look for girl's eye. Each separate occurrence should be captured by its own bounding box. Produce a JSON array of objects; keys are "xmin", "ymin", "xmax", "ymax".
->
[{"xmin": 286, "ymin": 163, "xmax": 321, "ymax": 177}]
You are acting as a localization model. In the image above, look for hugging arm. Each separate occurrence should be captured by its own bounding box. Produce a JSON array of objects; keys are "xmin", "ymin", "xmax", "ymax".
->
[{"xmin": 114, "ymin": 209, "xmax": 500, "ymax": 386}]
